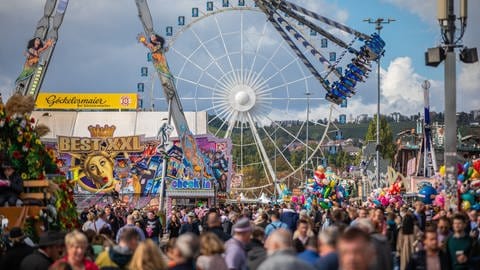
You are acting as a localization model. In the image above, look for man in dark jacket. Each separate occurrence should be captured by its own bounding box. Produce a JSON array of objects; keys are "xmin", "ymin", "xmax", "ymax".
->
[
  {"xmin": 0, "ymin": 162, "xmax": 23, "ymax": 206},
  {"xmin": 406, "ymin": 227, "xmax": 451, "ymax": 270},
  {"xmin": 280, "ymin": 204, "xmax": 299, "ymax": 232},
  {"xmin": 179, "ymin": 212, "xmax": 200, "ymax": 235},
  {"xmin": 247, "ymin": 227, "xmax": 267, "ymax": 270},
  {"xmin": 144, "ymin": 210, "xmax": 162, "ymax": 244},
  {"xmin": 206, "ymin": 212, "xmax": 231, "ymax": 242},
  {"xmin": 105, "ymin": 206, "xmax": 120, "ymax": 236},
  {"xmin": 20, "ymin": 231, "xmax": 65, "ymax": 270},
  {"xmin": 1, "ymin": 227, "xmax": 34, "ymax": 270}
]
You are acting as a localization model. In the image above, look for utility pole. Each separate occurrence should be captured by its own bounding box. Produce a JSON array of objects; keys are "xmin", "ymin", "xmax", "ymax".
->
[
  {"xmin": 274, "ymin": 127, "xmax": 277, "ymax": 203},
  {"xmin": 364, "ymin": 18, "xmax": 395, "ymax": 188},
  {"xmin": 426, "ymin": 0, "xmax": 477, "ymax": 210},
  {"xmin": 305, "ymin": 91, "xmax": 311, "ymax": 190}
]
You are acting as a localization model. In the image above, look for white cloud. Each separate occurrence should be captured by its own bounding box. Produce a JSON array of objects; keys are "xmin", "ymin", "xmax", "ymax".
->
[
  {"xmin": 383, "ymin": 0, "xmax": 480, "ymax": 114},
  {"xmin": 381, "ymin": 57, "xmax": 423, "ymax": 111},
  {"xmin": 458, "ymin": 62, "xmax": 480, "ymax": 111},
  {"xmin": 295, "ymin": 0, "xmax": 349, "ymax": 24}
]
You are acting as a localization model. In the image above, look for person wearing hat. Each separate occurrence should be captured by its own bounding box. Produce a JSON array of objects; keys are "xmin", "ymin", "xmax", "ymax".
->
[
  {"xmin": 0, "ymin": 227, "xmax": 34, "ymax": 270},
  {"xmin": 224, "ymin": 217, "xmax": 252, "ymax": 270},
  {"xmin": 19, "ymin": 231, "xmax": 65, "ymax": 270},
  {"xmin": 0, "ymin": 161, "xmax": 23, "ymax": 206},
  {"xmin": 179, "ymin": 212, "xmax": 200, "ymax": 236}
]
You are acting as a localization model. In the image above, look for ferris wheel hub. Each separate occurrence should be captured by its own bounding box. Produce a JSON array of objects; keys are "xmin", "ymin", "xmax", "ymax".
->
[
  {"xmin": 235, "ymin": 90, "xmax": 250, "ymax": 105},
  {"xmin": 230, "ymin": 84, "xmax": 256, "ymax": 112}
]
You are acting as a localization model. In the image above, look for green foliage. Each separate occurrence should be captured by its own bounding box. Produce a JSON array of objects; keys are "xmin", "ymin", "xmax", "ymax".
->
[
  {"xmin": 365, "ymin": 115, "xmax": 396, "ymax": 161},
  {"xmin": 0, "ymin": 99, "xmax": 57, "ymax": 180},
  {"xmin": 52, "ymin": 176, "xmax": 79, "ymax": 230}
]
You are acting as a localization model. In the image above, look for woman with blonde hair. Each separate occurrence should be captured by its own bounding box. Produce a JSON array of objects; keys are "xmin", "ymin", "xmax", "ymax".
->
[
  {"xmin": 52, "ymin": 230, "xmax": 98, "ymax": 270},
  {"xmin": 196, "ymin": 232, "xmax": 227, "ymax": 270},
  {"xmin": 128, "ymin": 239, "xmax": 167, "ymax": 270}
]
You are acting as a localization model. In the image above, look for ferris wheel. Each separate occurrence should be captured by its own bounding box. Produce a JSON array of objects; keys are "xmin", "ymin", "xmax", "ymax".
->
[{"xmin": 149, "ymin": 0, "xmax": 381, "ymax": 196}]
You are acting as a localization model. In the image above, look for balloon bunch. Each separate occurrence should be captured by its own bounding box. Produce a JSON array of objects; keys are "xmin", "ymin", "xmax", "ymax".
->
[
  {"xmin": 307, "ymin": 166, "xmax": 349, "ymax": 209},
  {"xmin": 369, "ymin": 189, "xmax": 404, "ymax": 208},
  {"xmin": 458, "ymin": 160, "xmax": 480, "ymax": 211},
  {"xmin": 438, "ymin": 160, "xmax": 480, "ymax": 211}
]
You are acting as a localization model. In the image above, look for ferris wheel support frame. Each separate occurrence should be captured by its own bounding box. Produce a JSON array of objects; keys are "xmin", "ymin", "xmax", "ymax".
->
[{"xmin": 163, "ymin": 1, "xmax": 340, "ymax": 194}]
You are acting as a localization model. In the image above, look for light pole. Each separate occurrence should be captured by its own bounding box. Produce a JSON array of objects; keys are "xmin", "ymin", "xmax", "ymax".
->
[
  {"xmin": 364, "ymin": 18, "xmax": 395, "ymax": 188},
  {"xmin": 425, "ymin": 0, "xmax": 477, "ymax": 210},
  {"xmin": 274, "ymin": 127, "xmax": 277, "ymax": 203},
  {"xmin": 305, "ymin": 91, "xmax": 311, "ymax": 190}
]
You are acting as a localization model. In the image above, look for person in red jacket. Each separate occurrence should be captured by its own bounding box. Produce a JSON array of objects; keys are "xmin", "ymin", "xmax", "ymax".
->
[{"xmin": 52, "ymin": 230, "xmax": 98, "ymax": 270}]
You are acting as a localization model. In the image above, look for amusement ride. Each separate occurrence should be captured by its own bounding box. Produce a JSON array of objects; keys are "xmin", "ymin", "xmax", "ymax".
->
[{"xmin": 12, "ymin": 0, "xmax": 385, "ymax": 199}]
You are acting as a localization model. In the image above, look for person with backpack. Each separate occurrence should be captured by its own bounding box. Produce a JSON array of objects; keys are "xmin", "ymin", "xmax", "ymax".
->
[{"xmin": 265, "ymin": 211, "xmax": 289, "ymax": 237}]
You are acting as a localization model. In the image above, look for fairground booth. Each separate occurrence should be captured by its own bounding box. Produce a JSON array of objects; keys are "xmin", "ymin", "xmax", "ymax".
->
[{"xmin": 34, "ymin": 93, "xmax": 232, "ymax": 213}]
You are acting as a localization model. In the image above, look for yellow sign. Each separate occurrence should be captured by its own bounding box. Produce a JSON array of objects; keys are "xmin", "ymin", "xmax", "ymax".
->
[
  {"xmin": 57, "ymin": 136, "xmax": 143, "ymax": 153},
  {"xmin": 36, "ymin": 93, "xmax": 137, "ymax": 109}
]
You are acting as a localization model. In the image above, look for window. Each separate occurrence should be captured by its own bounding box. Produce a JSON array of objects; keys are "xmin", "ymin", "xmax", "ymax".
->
[
  {"xmin": 137, "ymin": 83, "xmax": 144, "ymax": 92},
  {"xmin": 141, "ymin": 67, "xmax": 148, "ymax": 77},
  {"xmin": 166, "ymin": 26, "xmax": 173, "ymax": 37},
  {"xmin": 207, "ymin": 1, "xmax": 213, "ymax": 11},
  {"xmin": 329, "ymin": 52, "xmax": 336, "ymax": 61},
  {"xmin": 178, "ymin": 16, "xmax": 185, "ymax": 26},
  {"xmin": 321, "ymin": 38, "xmax": 328, "ymax": 48},
  {"xmin": 192, "ymin": 7, "xmax": 199, "ymax": 17}
]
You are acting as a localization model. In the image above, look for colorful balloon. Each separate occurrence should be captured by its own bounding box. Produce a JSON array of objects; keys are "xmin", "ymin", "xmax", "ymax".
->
[
  {"xmin": 457, "ymin": 163, "xmax": 464, "ymax": 174},
  {"xmin": 467, "ymin": 167, "xmax": 474, "ymax": 179},
  {"xmin": 473, "ymin": 160, "xmax": 480, "ymax": 173},
  {"xmin": 418, "ymin": 185, "xmax": 437, "ymax": 204},
  {"xmin": 319, "ymin": 201, "xmax": 329, "ymax": 209},
  {"xmin": 461, "ymin": 193, "xmax": 475, "ymax": 204},
  {"xmin": 317, "ymin": 165, "xmax": 325, "ymax": 174},
  {"xmin": 462, "ymin": 200, "xmax": 471, "ymax": 211},
  {"xmin": 439, "ymin": 165, "xmax": 446, "ymax": 176}
]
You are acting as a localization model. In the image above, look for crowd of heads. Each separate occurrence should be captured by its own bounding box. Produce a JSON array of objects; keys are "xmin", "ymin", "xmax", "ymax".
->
[{"xmin": 1, "ymin": 199, "xmax": 480, "ymax": 270}]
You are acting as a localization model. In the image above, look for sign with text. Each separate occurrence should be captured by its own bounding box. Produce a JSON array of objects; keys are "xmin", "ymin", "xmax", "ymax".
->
[
  {"xmin": 57, "ymin": 136, "xmax": 143, "ymax": 152},
  {"xmin": 36, "ymin": 93, "xmax": 137, "ymax": 110}
]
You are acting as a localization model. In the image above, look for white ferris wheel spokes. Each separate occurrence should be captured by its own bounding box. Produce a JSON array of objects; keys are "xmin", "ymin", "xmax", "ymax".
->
[{"xmin": 163, "ymin": 2, "xmax": 339, "ymax": 195}]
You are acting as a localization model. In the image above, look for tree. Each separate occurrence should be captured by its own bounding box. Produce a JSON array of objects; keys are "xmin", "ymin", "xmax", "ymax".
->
[{"xmin": 365, "ymin": 115, "xmax": 396, "ymax": 162}]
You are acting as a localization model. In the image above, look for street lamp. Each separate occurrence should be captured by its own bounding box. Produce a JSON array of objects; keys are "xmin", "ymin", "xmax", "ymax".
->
[
  {"xmin": 425, "ymin": 0, "xmax": 478, "ymax": 209},
  {"xmin": 364, "ymin": 18, "xmax": 395, "ymax": 188},
  {"xmin": 305, "ymin": 91, "xmax": 311, "ymax": 190}
]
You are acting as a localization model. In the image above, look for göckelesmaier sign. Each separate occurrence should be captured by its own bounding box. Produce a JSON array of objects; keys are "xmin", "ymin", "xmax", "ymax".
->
[{"xmin": 36, "ymin": 93, "xmax": 138, "ymax": 110}]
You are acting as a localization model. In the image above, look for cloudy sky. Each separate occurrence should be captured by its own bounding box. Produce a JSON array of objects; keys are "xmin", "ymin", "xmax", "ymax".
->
[{"xmin": 0, "ymin": 0, "xmax": 479, "ymax": 122}]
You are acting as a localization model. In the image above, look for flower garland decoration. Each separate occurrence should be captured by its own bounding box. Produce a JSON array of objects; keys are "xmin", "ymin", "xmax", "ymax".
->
[
  {"xmin": 0, "ymin": 95, "xmax": 57, "ymax": 179},
  {"xmin": 52, "ymin": 176, "xmax": 79, "ymax": 230}
]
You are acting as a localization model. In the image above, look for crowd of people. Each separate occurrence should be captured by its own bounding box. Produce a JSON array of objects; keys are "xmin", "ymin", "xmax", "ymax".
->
[{"xmin": 1, "ymin": 200, "xmax": 480, "ymax": 270}]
